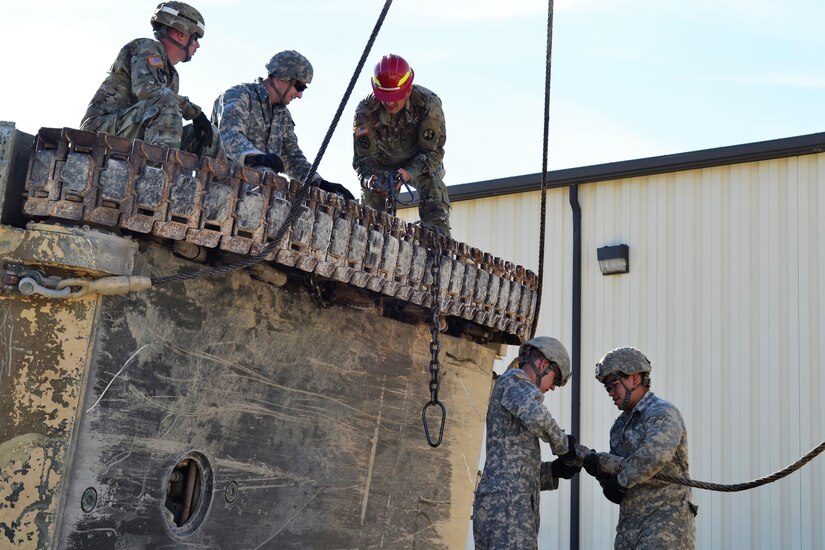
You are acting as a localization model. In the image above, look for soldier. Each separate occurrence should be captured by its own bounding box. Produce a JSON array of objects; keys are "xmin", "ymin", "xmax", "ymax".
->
[
  {"xmin": 472, "ymin": 337, "xmax": 579, "ymax": 550},
  {"xmin": 211, "ymin": 50, "xmax": 353, "ymax": 200},
  {"xmin": 584, "ymin": 347, "xmax": 698, "ymax": 549},
  {"xmin": 353, "ymin": 54, "xmax": 451, "ymax": 237},
  {"xmin": 80, "ymin": 2, "xmax": 221, "ymax": 158}
]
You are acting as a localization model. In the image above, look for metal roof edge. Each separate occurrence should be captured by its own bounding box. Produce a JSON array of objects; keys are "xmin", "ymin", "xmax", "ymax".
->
[{"xmin": 399, "ymin": 132, "xmax": 825, "ymax": 206}]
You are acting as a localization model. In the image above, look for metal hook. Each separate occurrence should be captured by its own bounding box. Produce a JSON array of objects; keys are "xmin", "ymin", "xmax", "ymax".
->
[
  {"xmin": 421, "ymin": 400, "xmax": 446, "ymax": 448},
  {"xmin": 18, "ymin": 277, "xmax": 72, "ymax": 298}
]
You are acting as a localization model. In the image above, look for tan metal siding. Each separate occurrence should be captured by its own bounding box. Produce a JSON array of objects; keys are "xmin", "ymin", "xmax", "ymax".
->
[{"xmin": 402, "ymin": 151, "xmax": 825, "ymax": 549}]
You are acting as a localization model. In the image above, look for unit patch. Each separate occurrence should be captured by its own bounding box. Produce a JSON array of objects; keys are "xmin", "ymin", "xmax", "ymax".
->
[
  {"xmin": 423, "ymin": 128, "xmax": 435, "ymax": 141},
  {"xmin": 358, "ymin": 136, "xmax": 370, "ymax": 149}
]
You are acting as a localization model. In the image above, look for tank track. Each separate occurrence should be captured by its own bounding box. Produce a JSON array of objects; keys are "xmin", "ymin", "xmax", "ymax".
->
[{"xmin": 21, "ymin": 127, "xmax": 538, "ymax": 342}]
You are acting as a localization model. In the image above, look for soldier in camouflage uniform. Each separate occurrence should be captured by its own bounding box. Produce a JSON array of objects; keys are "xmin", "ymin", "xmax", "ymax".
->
[
  {"xmin": 80, "ymin": 2, "xmax": 221, "ymax": 158},
  {"xmin": 472, "ymin": 337, "xmax": 580, "ymax": 550},
  {"xmin": 584, "ymin": 347, "xmax": 698, "ymax": 549},
  {"xmin": 211, "ymin": 51, "xmax": 353, "ymax": 200},
  {"xmin": 353, "ymin": 54, "xmax": 451, "ymax": 237}
]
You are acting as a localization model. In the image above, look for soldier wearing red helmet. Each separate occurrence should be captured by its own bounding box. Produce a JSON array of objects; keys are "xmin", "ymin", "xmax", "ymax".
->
[{"xmin": 353, "ymin": 54, "xmax": 452, "ymax": 237}]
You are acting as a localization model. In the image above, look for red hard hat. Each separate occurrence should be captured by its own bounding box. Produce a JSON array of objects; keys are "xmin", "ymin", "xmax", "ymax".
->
[{"xmin": 371, "ymin": 54, "xmax": 414, "ymax": 102}]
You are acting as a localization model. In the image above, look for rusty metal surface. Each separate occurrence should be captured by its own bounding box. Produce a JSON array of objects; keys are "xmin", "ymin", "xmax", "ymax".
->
[
  {"xmin": 0, "ymin": 293, "xmax": 97, "ymax": 549},
  {"xmin": 52, "ymin": 243, "xmax": 494, "ymax": 549},
  {"xmin": 0, "ymin": 223, "xmax": 137, "ymax": 277},
  {"xmin": 20, "ymin": 127, "xmax": 538, "ymax": 343}
]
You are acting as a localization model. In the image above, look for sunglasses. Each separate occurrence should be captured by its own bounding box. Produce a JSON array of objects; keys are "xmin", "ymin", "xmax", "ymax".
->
[{"xmin": 293, "ymin": 80, "xmax": 307, "ymax": 92}]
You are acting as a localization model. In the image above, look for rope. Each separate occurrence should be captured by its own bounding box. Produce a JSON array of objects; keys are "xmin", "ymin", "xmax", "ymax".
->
[
  {"xmin": 152, "ymin": 0, "xmax": 395, "ymax": 286},
  {"xmin": 530, "ymin": 0, "xmax": 554, "ymax": 338},
  {"xmin": 653, "ymin": 440, "xmax": 825, "ymax": 492}
]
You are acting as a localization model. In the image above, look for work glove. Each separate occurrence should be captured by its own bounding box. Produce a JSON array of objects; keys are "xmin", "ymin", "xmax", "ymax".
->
[
  {"xmin": 316, "ymin": 179, "xmax": 355, "ymax": 201},
  {"xmin": 192, "ymin": 112, "xmax": 213, "ymax": 145},
  {"xmin": 602, "ymin": 475, "xmax": 628, "ymax": 505},
  {"xmin": 246, "ymin": 153, "xmax": 285, "ymax": 174},
  {"xmin": 583, "ymin": 452, "xmax": 610, "ymax": 480},
  {"xmin": 559, "ymin": 434, "xmax": 577, "ymax": 461},
  {"xmin": 550, "ymin": 458, "xmax": 581, "ymax": 480}
]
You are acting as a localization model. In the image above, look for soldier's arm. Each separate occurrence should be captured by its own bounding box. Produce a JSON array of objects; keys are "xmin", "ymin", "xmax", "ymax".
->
[
  {"xmin": 212, "ymin": 89, "xmax": 265, "ymax": 165},
  {"xmin": 352, "ymin": 106, "xmax": 382, "ymax": 187},
  {"xmin": 130, "ymin": 42, "xmax": 200, "ymax": 121},
  {"xmin": 404, "ymin": 95, "xmax": 446, "ymax": 182},
  {"xmin": 500, "ymin": 374, "xmax": 569, "ymax": 455},
  {"xmin": 278, "ymin": 112, "xmax": 318, "ymax": 183},
  {"xmin": 615, "ymin": 409, "xmax": 682, "ymax": 488}
]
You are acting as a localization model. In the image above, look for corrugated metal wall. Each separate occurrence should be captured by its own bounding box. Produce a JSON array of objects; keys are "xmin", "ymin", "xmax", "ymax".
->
[{"xmin": 403, "ymin": 152, "xmax": 825, "ymax": 549}]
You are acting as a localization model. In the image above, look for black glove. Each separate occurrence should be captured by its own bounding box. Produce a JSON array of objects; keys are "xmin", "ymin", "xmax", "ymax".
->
[
  {"xmin": 245, "ymin": 153, "xmax": 285, "ymax": 173},
  {"xmin": 583, "ymin": 452, "xmax": 610, "ymax": 480},
  {"xmin": 559, "ymin": 434, "xmax": 577, "ymax": 462},
  {"xmin": 603, "ymin": 475, "xmax": 628, "ymax": 505},
  {"xmin": 315, "ymin": 179, "xmax": 355, "ymax": 201},
  {"xmin": 192, "ymin": 112, "xmax": 213, "ymax": 145},
  {"xmin": 550, "ymin": 458, "xmax": 581, "ymax": 480}
]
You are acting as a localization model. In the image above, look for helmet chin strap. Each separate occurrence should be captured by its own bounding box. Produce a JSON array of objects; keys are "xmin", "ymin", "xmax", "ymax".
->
[
  {"xmin": 266, "ymin": 77, "xmax": 289, "ymax": 105},
  {"xmin": 524, "ymin": 358, "xmax": 551, "ymax": 388},
  {"xmin": 156, "ymin": 27, "xmax": 196, "ymax": 62},
  {"xmin": 618, "ymin": 377, "xmax": 639, "ymax": 410}
]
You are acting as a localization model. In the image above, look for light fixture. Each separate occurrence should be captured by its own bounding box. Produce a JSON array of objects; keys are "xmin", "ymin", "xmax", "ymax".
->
[{"xmin": 597, "ymin": 244, "xmax": 629, "ymax": 275}]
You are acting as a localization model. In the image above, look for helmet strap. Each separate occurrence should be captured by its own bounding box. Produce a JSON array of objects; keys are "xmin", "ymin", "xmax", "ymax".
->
[
  {"xmin": 266, "ymin": 77, "xmax": 288, "ymax": 105},
  {"xmin": 156, "ymin": 26, "xmax": 195, "ymax": 62},
  {"xmin": 619, "ymin": 376, "xmax": 640, "ymax": 410}
]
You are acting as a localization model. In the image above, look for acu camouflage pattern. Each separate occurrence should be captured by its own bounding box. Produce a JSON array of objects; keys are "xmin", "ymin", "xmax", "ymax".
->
[
  {"xmin": 352, "ymin": 85, "xmax": 451, "ymax": 235},
  {"xmin": 607, "ymin": 391, "xmax": 697, "ymax": 549},
  {"xmin": 80, "ymin": 38, "xmax": 219, "ymax": 156},
  {"xmin": 472, "ymin": 368, "xmax": 569, "ymax": 550},
  {"xmin": 212, "ymin": 80, "xmax": 322, "ymax": 183},
  {"xmin": 265, "ymin": 50, "xmax": 314, "ymax": 84}
]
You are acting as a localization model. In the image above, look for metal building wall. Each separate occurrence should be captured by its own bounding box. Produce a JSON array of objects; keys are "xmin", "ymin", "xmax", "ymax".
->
[{"xmin": 403, "ymin": 151, "xmax": 825, "ymax": 549}]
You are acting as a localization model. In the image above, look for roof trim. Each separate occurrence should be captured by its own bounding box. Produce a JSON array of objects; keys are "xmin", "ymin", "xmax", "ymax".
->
[{"xmin": 399, "ymin": 132, "xmax": 825, "ymax": 206}]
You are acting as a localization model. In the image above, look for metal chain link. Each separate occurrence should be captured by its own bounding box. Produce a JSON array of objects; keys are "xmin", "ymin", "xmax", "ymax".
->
[{"xmin": 422, "ymin": 232, "xmax": 446, "ymax": 447}]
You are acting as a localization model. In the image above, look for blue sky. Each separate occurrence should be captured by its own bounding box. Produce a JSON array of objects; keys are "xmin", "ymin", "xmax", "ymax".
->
[{"xmin": 2, "ymin": 0, "xmax": 823, "ymax": 197}]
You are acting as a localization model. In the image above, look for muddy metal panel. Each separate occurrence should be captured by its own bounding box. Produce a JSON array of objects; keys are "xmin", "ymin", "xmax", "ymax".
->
[
  {"xmin": 0, "ymin": 292, "xmax": 97, "ymax": 549},
  {"xmin": 55, "ymin": 243, "xmax": 493, "ymax": 549}
]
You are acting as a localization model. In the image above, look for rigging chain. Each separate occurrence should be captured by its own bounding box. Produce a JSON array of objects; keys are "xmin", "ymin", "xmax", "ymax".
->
[{"xmin": 421, "ymin": 231, "xmax": 446, "ymax": 447}]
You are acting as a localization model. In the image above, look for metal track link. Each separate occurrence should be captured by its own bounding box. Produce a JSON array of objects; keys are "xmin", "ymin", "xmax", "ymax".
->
[{"xmin": 22, "ymin": 127, "xmax": 538, "ymax": 341}]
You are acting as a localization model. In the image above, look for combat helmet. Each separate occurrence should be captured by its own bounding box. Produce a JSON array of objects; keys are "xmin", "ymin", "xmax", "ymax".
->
[
  {"xmin": 266, "ymin": 51, "xmax": 314, "ymax": 86},
  {"xmin": 372, "ymin": 54, "xmax": 414, "ymax": 102},
  {"xmin": 151, "ymin": 1, "xmax": 205, "ymax": 38},
  {"xmin": 594, "ymin": 347, "xmax": 651, "ymax": 383},
  {"xmin": 519, "ymin": 336, "xmax": 571, "ymax": 386}
]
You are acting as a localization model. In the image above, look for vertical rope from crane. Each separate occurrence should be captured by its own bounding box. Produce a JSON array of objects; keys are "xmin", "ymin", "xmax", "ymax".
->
[{"xmin": 531, "ymin": 0, "xmax": 554, "ymax": 338}]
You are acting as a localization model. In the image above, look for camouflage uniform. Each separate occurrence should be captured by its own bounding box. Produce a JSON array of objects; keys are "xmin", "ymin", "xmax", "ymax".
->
[
  {"xmin": 212, "ymin": 79, "xmax": 323, "ymax": 184},
  {"xmin": 472, "ymin": 368, "xmax": 570, "ymax": 550},
  {"xmin": 80, "ymin": 38, "xmax": 221, "ymax": 157},
  {"xmin": 352, "ymin": 85, "xmax": 451, "ymax": 236},
  {"xmin": 606, "ymin": 391, "xmax": 697, "ymax": 549}
]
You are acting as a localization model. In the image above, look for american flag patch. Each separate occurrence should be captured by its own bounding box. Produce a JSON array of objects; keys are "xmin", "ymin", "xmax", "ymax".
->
[
  {"xmin": 354, "ymin": 125, "xmax": 369, "ymax": 137},
  {"xmin": 147, "ymin": 56, "xmax": 164, "ymax": 67}
]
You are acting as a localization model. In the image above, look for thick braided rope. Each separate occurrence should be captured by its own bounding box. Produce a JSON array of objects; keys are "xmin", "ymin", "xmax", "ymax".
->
[
  {"xmin": 654, "ymin": 440, "xmax": 825, "ymax": 492},
  {"xmin": 531, "ymin": 0, "xmax": 554, "ymax": 338}
]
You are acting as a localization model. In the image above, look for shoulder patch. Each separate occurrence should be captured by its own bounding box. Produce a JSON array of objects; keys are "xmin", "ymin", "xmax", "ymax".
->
[
  {"xmin": 147, "ymin": 55, "xmax": 164, "ymax": 67},
  {"xmin": 354, "ymin": 125, "xmax": 369, "ymax": 137},
  {"xmin": 513, "ymin": 371, "xmax": 531, "ymax": 382}
]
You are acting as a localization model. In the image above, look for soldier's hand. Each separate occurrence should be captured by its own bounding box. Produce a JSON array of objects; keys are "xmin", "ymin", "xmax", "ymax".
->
[
  {"xmin": 550, "ymin": 458, "xmax": 580, "ymax": 480},
  {"xmin": 559, "ymin": 434, "xmax": 578, "ymax": 462},
  {"xmin": 246, "ymin": 154, "xmax": 285, "ymax": 174},
  {"xmin": 602, "ymin": 475, "xmax": 627, "ymax": 504},
  {"xmin": 368, "ymin": 174, "xmax": 390, "ymax": 198},
  {"xmin": 583, "ymin": 452, "xmax": 610, "ymax": 480},
  {"xmin": 315, "ymin": 179, "xmax": 355, "ymax": 201},
  {"xmin": 192, "ymin": 112, "xmax": 213, "ymax": 145}
]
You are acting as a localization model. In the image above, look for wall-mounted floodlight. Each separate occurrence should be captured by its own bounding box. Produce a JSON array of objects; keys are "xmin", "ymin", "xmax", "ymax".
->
[{"xmin": 597, "ymin": 244, "xmax": 629, "ymax": 275}]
